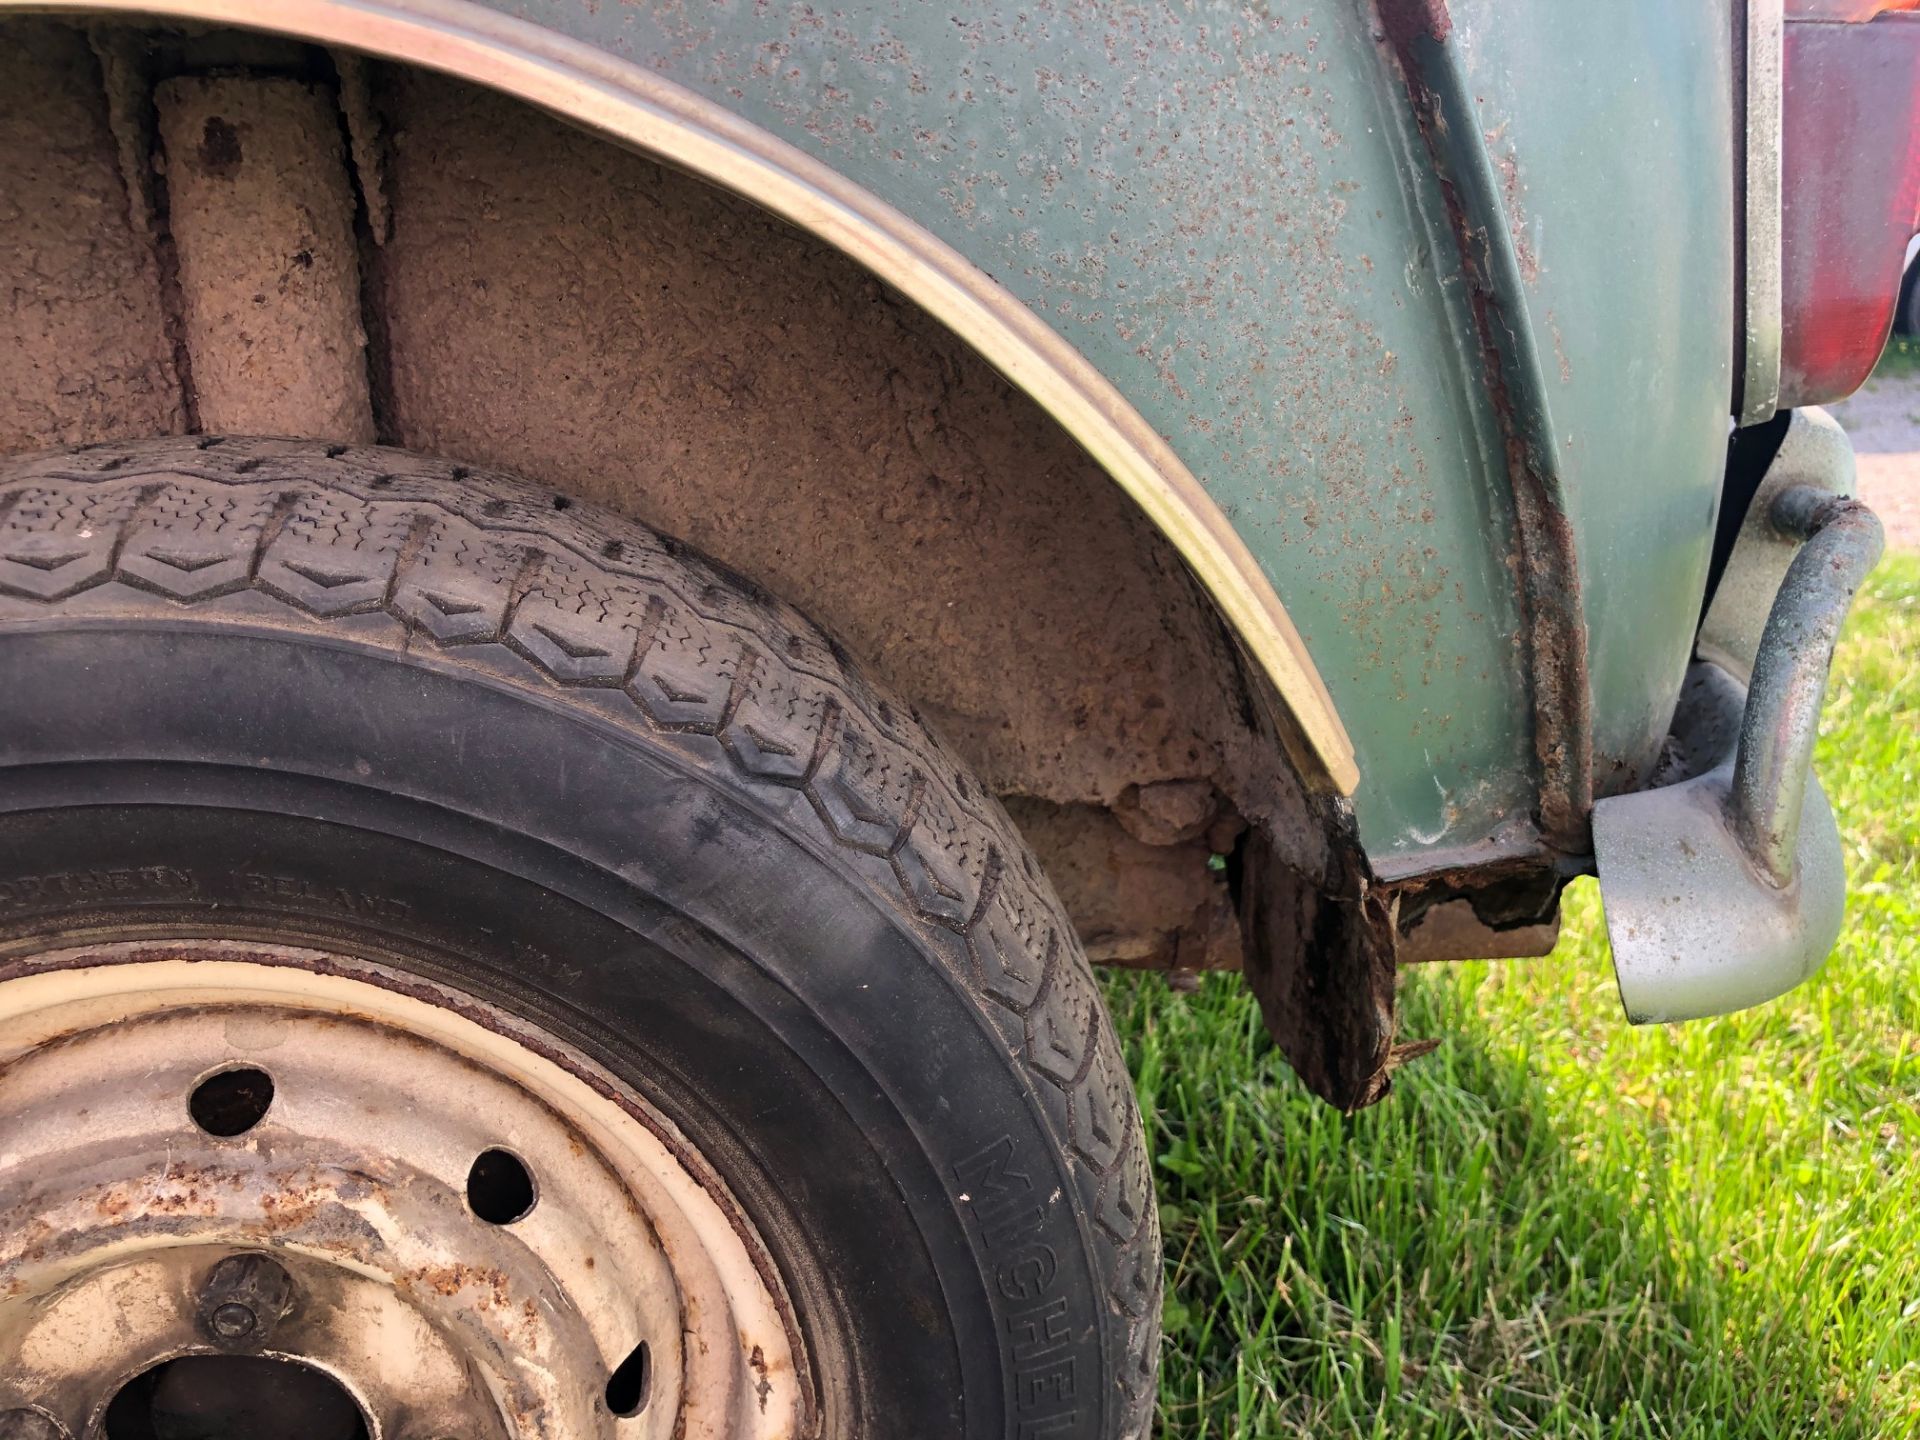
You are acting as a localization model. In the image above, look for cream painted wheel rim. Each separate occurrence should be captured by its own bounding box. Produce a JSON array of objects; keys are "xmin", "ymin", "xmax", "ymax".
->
[{"xmin": 0, "ymin": 941, "xmax": 807, "ymax": 1440}]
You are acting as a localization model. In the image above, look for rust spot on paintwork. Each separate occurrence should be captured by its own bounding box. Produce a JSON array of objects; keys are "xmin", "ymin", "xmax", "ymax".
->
[
  {"xmin": 623, "ymin": 1, "xmax": 1470, "ymax": 719},
  {"xmin": 1494, "ymin": 149, "xmax": 1540, "ymax": 285},
  {"xmin": 1546, "ymin": 309, "xmax": 1573, "ymax": 384},
  {"xmin": 258, "ymin": 1191, "xmax": 309, "ymax": 1224},
  {"xmin": 404, "ymin": 1261, "xmax": 515, "ymax": 1310},
  {"xmin": 741, "ymin": 1344, "xmax": 787, "ymax": 1420}
]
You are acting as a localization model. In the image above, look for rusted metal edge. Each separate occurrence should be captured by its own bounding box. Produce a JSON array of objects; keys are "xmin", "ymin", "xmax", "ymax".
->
[
  {"xmin": 1240, "ymin": 793, "xmax": 1400, "ymax": 1113},
  {"xmin": 1235, "ymin": 665, "xmax": 1401, "ymax": 1113},
  {"xmin": 1374, "ymin": 0, "xmax": 1596, "ymax": 854},
  {"xmin": 1231, "ymin": 0, "xmax": 1610, "ymax": 1115}
]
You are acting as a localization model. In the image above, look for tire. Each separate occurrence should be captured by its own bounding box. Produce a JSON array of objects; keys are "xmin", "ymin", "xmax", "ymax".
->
[
  {"xmin": 1898, "ymin": 254, "xmax": 1920, "ymax": 338},
  {"xmin": 0, "ymin": 436, "xmax": 1160, "ymax": 1439}
]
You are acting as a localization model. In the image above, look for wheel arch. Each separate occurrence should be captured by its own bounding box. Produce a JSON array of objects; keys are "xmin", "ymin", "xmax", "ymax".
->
[
  {"xmin": 1, "ymin": 4, "xmax": 1431, "ymax": 1111},
  {"xmin": 12, "ymin": 0, "xmax": 1359, "ymax": 798}
]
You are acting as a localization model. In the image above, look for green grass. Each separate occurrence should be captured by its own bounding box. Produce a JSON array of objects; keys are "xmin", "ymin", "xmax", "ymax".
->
[
  {"xmin": 1874, "ymin": 333, "xmax": 1920, "ymax": 381},
  {"xmin": 1109, "ymin": 553, "xmax": 1920, "ymax": 1437}
]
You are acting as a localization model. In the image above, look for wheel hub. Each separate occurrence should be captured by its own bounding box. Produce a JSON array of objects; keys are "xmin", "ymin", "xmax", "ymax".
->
[{"xmin": 0, "ymin": 942, "xmax": 807, "ymax": 1440}]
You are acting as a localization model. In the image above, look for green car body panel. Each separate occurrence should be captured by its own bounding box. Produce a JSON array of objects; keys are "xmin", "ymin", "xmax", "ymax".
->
[
  {"xmin": 464, "ymin": 0, "xmax": 1738, "ymax": 866},
  {"xmin": 1, "ymin": 0, "xmax": 1752, "ymax": 868}
]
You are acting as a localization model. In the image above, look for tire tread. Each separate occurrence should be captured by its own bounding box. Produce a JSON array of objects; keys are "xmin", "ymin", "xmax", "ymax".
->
[{"xmin": 0, "ymin": 435, "xmax": 1161, "ymax": 1436}]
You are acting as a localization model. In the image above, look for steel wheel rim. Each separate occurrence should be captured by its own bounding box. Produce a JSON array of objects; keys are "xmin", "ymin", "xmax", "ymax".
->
[{"xmin": 0, "ymin": 940, "xmax": 807, "ymax": 1440}]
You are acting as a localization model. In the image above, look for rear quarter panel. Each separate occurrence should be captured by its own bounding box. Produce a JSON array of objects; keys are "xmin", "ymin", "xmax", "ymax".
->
[{"xmin": 412, "ymin": 0, "xmax": 1738, "ymax": 868}]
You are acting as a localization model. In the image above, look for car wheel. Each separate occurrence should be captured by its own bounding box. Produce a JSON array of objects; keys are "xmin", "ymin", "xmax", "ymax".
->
[{"xmin": 0, "ymin": 436, "xmax": 1160, "ymax": 1440}]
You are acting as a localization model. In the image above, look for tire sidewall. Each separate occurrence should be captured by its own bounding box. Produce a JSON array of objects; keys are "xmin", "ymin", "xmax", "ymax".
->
[{"xmin": 0, "ymin": 617, "xmax": 1116, "ymax": 1440}]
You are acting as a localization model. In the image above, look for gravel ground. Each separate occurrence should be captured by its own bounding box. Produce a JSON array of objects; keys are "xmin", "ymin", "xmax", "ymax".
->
[{"xmin": 1827, "ymin": 372, "xmax": 1920, "ymax": 550}]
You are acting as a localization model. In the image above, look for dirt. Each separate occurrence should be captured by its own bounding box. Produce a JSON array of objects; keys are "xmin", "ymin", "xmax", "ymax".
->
[
  {"xmin": 1827, "ymin": 372, "xmax": 1920, "ymax": 551},
  {"xmin": 154, "ymin": 76, "xmax": 374, "ymax": 442},
  {"xmin": 1002, "ymin": 799, "xmax": 1243, "ymax": 970},
  {"xmin": 0, "ymin": 23, "xmax": 183, "ymax": 452}
]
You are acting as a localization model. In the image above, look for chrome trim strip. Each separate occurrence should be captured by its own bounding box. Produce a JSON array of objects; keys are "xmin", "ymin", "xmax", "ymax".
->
[{"xmin": 1740, "ymin": 0, "xmax": 1784, "ymax": 425}]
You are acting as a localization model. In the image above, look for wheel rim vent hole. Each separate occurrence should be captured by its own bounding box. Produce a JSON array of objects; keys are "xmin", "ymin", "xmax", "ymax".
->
[
  {"xmin": 188, "ymin": 1067, "xmax": 275, "ymax": 1137},
  {"xmin": 466, "ymin": 1147, "xmax": 536, "ymax": 1224},
  {"xmin": 606, "ymin": 1341, "xmax": 651, "ymax": 1417}
]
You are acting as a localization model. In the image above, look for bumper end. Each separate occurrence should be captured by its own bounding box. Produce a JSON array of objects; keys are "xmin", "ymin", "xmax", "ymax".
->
[
  {"xmin": 1594, "ymin": 666, "xmax": 1847, "ymax": 1024},
  {"xmin": 1595, "ymin": 409, "xmax": 1881, "ymax": 1024}
]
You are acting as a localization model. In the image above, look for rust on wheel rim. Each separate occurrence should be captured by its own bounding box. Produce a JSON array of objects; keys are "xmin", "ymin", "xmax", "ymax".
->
[{"xmin": 0, "ymin": 940, "xmax": 808, "ymax": 1440}]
